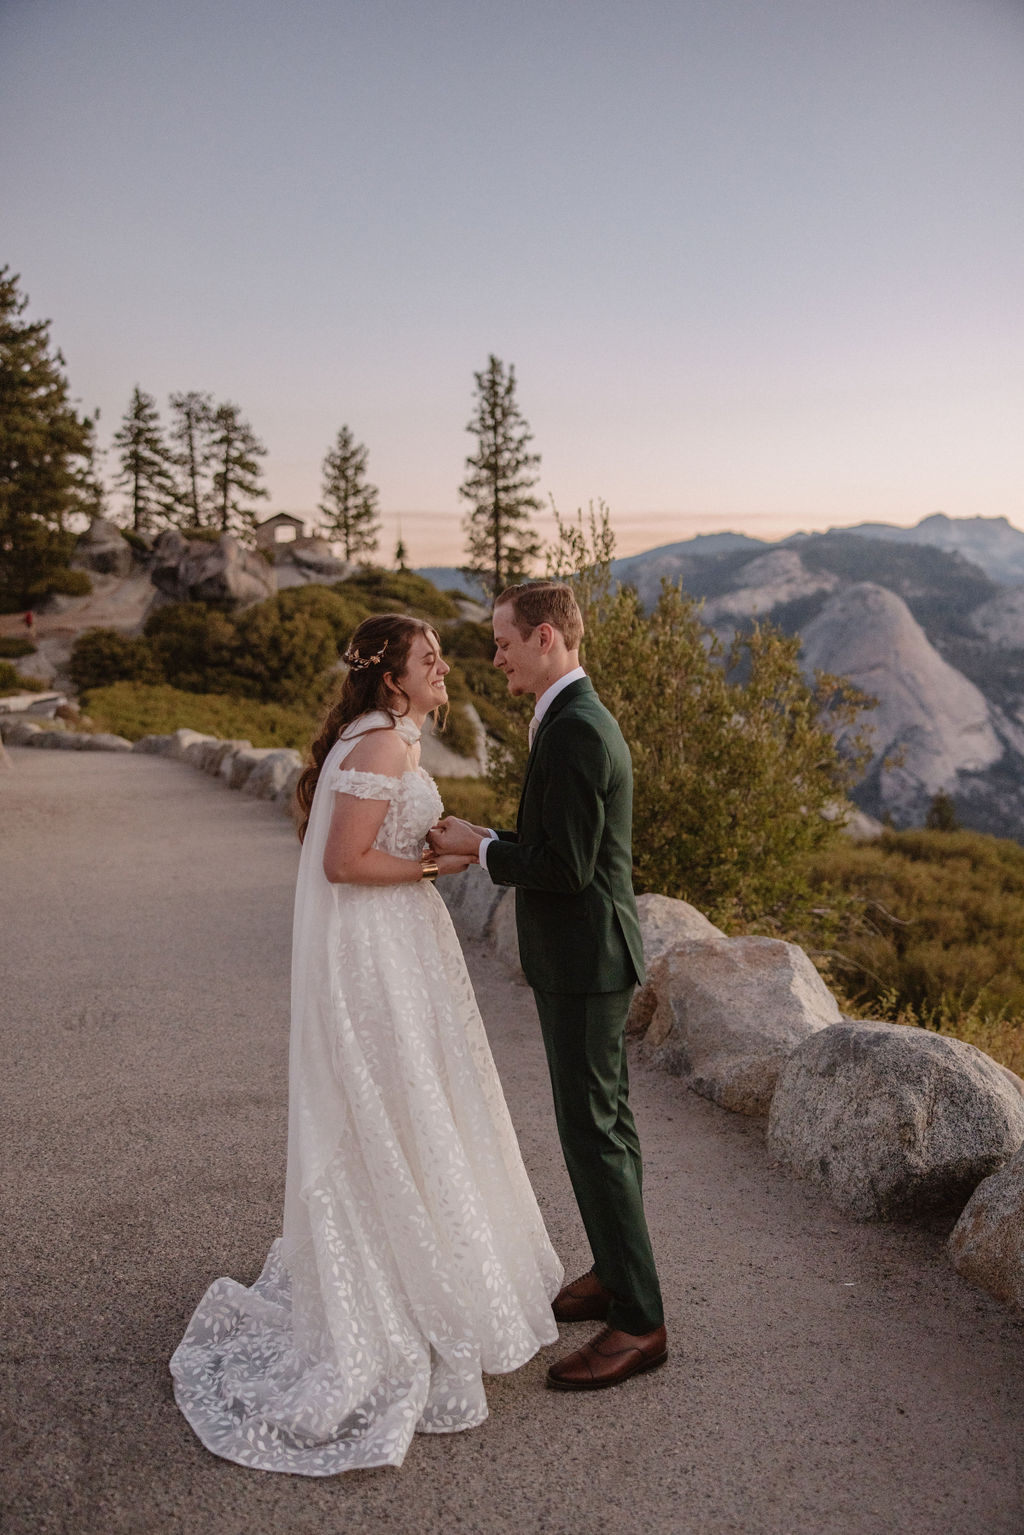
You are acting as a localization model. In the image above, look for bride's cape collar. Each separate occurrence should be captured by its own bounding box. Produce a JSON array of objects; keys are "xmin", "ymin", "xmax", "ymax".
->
[{"xmin": 339, "ymin": 709, "xmax": 421, "ymax": 745}]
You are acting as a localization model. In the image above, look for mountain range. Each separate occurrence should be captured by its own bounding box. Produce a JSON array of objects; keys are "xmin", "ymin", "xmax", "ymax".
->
[
  {"xmin": 607, "ymin": 515, "xmax": 1024, "ymax": 836},
  {"xmin": 421, "ymin": 514, "xmax": 1024, "ymax": 837}
]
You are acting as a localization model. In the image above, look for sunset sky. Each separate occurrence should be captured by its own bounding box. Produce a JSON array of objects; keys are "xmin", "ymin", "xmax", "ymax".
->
[{"xmin": 2, "ymin": 0, "xmax": 1022, "ymax": 564}]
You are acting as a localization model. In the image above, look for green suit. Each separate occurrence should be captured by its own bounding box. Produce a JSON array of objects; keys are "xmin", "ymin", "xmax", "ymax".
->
[{"xmin": 486, "ymin": 677, "xmax": 664, "ymax": 1334}]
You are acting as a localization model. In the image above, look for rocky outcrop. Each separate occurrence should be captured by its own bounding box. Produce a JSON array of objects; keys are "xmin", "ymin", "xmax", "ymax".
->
[
  {"xmin": 768, "ymin": 1021, "xmax": 1024, "ymax": 1221},
  {"xmin": 0, "ymin": 719, "xmax": 132, "ymax": 751},
  {"xmin": 634, "ymin": 936, "xmax": 840, "ymax": 1115},
  {"xmin": 842, "ymin": 512, "xmax": 1024, "ymax": 585},
  {"xmin": 492, "ymin": 891, "xmax": 526, "ymax": 983},
  {"xmin": 241, "ymin": 749, "xmax": 303, "ymax": 800},
  {"xmin": 150, "ymin": 530, "xmax": 275, "ymax": 608},
  {"xmin": 438, "ymin": 864, "xmax": 505, "ymax": 943},
  {"xmin": 274, "ymin": 545, "xmax": 352, "ymax": 589},
  {"xmin": 703, "ymin": 549, "xmax": 838, "ymax": 629},
  {"xmin": 969, "ymin": 587, "xmax": 1024, "ymax": 649},
  {"xmin": 801, "ymin": 583, "xmax": 1003, "ymax": 822},
  {"xmin": 948, "ymin": 1143, "xmax": 1024, "ymax": 1314},
  {"xmin": 627, "ymin": 895, "xmax": 724, "ymax": 1032},
  {"xmin": 71, "ymin": 517, "xmax": 135, "ymax": 578},
  {"xmin": 419, "ymin": 706, "xmax": 488, "ymax": 778}
]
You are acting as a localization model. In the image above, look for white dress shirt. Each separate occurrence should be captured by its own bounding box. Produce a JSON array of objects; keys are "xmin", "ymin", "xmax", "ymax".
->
[{"xmin": 478, "ymin": 667, "xmax": 587, "ymax": 868}]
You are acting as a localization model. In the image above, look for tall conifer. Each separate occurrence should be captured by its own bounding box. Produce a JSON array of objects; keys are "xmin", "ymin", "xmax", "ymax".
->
[
  {"xmin": 169, "ymin": 391, "xmax": 214, "ymax": 528},
  {"xmin": 208, "ymin": 402, "xmax": 268, "ymax": 540},
  {"xmin": 112, "ymin": 387, "xmax": 177, "ymax": 532},
  {"xmin": 0, "ymin": 266, "xmax": 95, "ymax": 604},
  {"xmin": 459, "ymin": 355, "xmax": 542, "ymax": 600},
  {"xmin": 319, "ymin": 425, "xmax": 380, "ymax": 561}
]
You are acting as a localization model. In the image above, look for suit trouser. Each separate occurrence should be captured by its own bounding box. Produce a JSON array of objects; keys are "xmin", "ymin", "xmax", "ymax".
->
[{"xmin": 532, "ymin": 985, "xmax": 664, "ymax": 1335}]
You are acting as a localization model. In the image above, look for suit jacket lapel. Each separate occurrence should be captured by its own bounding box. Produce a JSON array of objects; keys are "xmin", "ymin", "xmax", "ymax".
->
[{"xmin": 516, "ymin": 677, "xmax": 595, "ymax": 829}]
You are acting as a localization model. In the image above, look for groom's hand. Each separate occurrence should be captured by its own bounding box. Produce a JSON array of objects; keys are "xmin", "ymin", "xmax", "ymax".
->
[{"xmin": 429, "ymin": 816, "xmax": 484, "ymax": 858}]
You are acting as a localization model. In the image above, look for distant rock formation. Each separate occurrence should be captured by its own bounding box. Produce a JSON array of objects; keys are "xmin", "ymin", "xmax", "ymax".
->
[
  {"xmin": 838, "ymin": 512, "xmax": 1024, "ymax": 585},
  {"xmin": 274, "ymin": 544, "xmax": 353, "ymax": 588},
  {"xmin": 150, "ymin": 529, "xmax": 276, "ymax": 607},
  {"xmin": 71, "ymin": 516, "xmax": 135, "ymax": 578},
  {"xmin": 801, "ymin": 583, "xmax": 1003, "ymax": 822},
  {"xmin": 969, "ymin": 586, "xmax": 1024, "ymax": 649},
  {"xmin": 703, "ymin": 549, "xmax": 838, "ymax": 630}
]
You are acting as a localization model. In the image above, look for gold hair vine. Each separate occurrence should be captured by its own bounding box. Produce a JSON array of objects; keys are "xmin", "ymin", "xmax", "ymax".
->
[{"xmin": 343, "ymin": 641, "xmax": 388, "ymax": 671}]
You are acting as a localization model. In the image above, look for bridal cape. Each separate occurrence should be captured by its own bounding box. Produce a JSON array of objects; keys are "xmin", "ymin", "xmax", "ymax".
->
[{"xmin": 171, "ymin": 711, "xmax": 563, "ymax": 1474}]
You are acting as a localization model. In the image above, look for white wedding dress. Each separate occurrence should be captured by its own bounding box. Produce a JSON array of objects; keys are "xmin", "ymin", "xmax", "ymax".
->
[{"xmin": 171, "ymin": 711, "xmax": 563, "ymax": 1475}]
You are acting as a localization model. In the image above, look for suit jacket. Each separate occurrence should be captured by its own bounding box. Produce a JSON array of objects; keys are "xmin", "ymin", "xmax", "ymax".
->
[{"xmin": 486, "ymin": 677, "xmax": 645, "ymax": 995}]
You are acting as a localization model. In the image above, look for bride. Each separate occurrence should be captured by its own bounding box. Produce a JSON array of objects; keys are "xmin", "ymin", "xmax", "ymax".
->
[{"xmin": 171, "ymin": 613, "xmax": 563, "ymax": 1475}]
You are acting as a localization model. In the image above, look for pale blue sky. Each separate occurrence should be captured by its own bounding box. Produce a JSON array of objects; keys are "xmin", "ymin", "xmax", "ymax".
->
[{"xmin": 2, "ymin": 0, "xmax": 1022, "ymax": 562}]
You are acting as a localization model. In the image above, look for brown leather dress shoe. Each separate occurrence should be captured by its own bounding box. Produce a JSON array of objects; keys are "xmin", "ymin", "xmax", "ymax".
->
[
  {"xmin": 546, "ymin": 1324, "xmax": 668, "ymax": 1391},
  {"xmin": 551, "ymin": 1268, "xmax": 614, "ymax": 1323}
]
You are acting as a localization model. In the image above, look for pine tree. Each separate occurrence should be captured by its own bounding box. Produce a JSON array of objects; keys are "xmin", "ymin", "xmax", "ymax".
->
[
  {"xmin": 459, "ymin": 355, "xmax": 542, "ymax": 601},
  {"xmin": 169, "ymin": 391, "xmax": 214, "ymax": 528},
  {"xmin": 112, "ymin": 387, "xmax": 177, "ymax": 532},
  {"xmin": 394, "ymin": 530, "xmax": 409, "ymax": 571},
  {"xmin": 209, "ymin": 402, "xmax": 268, "ymax": 540},
  {"xmin": 319, "ymin": 425, "xmax": 380, "ymax": 561},
  {"xmin": 0, "ymin": 266, "xmax": 95, "ymax": 606},
  {"xmin": 925, "ymin": 790, "xmax": 960, "ymax": 832}
]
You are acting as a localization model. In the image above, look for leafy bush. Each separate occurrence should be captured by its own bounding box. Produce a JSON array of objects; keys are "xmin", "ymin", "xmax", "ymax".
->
[
  {"xmin": 485, "ymin": 508, "xmax": 873, "ymax": 928},
  {"xmin": 0, "ymin": 636, "xmax": 36, "ymax": 658},
  {"xmin": 273, "ymin": 583, "xmax": 372, "ymax": 643},
  {"xmin": 801, "ymin": 827, "xmax": 1024, "ymax": 1019},
  {"xmin": 230, "ymin": 603, "xmax": 338, "ymax": 705},
  {"xmin": 69, "ymin": 627, "xmax": 160, "ymax": 691},
  {"xmin": 120, "ymin": 528, "xmax": 150, "ymax": 553},
  {"xmin": 443, "ymin": 619, "xmax": 494, "ymax": 660},
  {"xmin": 43, "ymin": 567, "xmax": 92, "ymax": 597},
  {"xmin": 0, "ymin": 659, "xmax": 48, "ymax": 693},
  {"xmin": 336, "ymin": 567, "xmax": 459, "ymax": 623},
  {"xmin": 143, "ymin": 603, "xmax": 238, "ymax": 692},
  {"xmin": 142, "ymin": 596, "xmax": 340, "ymax": 705},
  {"xmin": 81, "ymin": 681, "xmax": 317, "ymax": 748},
  {"xmin": 433, "ymin": 776, "xmax": 501, "ymax": 826}
]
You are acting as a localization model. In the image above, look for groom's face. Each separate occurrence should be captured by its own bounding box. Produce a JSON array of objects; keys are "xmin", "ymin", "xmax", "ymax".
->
[{"xmin": 492, "ymin": 602, "xmax": 545, "ymax": 698}]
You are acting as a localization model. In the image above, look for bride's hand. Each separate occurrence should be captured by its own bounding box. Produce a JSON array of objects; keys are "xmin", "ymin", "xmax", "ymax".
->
[
  {"xmin": 429, "ymin": 852, "xmax": 475, "ymax": 876},
  {"xmin": 429, "ymin": 816, "xmax": 484, "ymax": 856}
]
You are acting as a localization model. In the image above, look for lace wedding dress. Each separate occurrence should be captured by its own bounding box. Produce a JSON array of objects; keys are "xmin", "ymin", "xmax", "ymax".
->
[{"xmin": 171, "ymin": 711, "xmax": 563, "ymax": 1475}]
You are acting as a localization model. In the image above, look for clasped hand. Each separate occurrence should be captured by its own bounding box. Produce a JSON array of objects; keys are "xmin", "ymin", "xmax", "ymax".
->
[
  {"xmin": 427, "ymin": 815, "xmax": 487, "ymax": 875},
  {"xmin": 422, "ymin": 815, "xmax": 482, "ymax": 876}
]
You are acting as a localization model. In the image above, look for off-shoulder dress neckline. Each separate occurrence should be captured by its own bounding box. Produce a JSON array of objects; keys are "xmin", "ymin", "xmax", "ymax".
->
[{"xmin": 338, "ymin": 709, "xmax": 422, "ymax": 747}]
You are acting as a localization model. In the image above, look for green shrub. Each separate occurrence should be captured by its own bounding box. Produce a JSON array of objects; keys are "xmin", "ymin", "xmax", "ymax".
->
[
  {"xmin": 273, "ymin": 583, "xmax": 372, "ymax": 643},
  {"xmin": 69, "ymin": 627, "xmax": 160, "ymax": 691},
  {"xmin": 801, "ymin": 827, "xmax": 1024, "ymax": 1023},
  {"xmin": 120, "ymin": 528, "xmax": 150, "ymax": 553},
  {"xmin": 230, "ymin": 603, "xmax": 338, "ymax": 705},
  {"xmin": 81, "ymin": 681, "xmax": 317, "ymax": 748},
  {"xmin": 436, "ymin": 699, "xmax": 481, "ymax": 759},
  {"xmin": 508, "ymin": 507, "xmax": 873, "ymax": 928},
  {"xmin": 143, "ymin": 603, "xmax": 240, "ymax": 693},
  {"xmin": 443, "ymin": 619, "xmax": 494, "ymax": 660},
  {"xmin": 336, "ymin": 568, "xmax": 459, "ymax": 623},
  {"xmin": 0, "ymin": 659, "xmax": 48, "ymax": 693},
  {"xmin": 0, "ymin": 636, "xmax": 36, "ymax": 658},
  {"xmin": 43, "ymin": 567, "xmax": 92, "ymax": 597},
  {"xmin": 433, "ymin": 776, "xmax": 500, "ymax": 826}
]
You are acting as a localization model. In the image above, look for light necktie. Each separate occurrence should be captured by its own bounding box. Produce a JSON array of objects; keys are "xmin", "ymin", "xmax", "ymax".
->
[{"xmin": 528, "ymin": 715, "xmax": 539, "ymax": 748}]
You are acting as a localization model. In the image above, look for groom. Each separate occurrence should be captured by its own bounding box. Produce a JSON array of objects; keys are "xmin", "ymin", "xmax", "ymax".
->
[{"xmin": 430, "ymin": 581, "xmax": 666, "ymax": 1390}]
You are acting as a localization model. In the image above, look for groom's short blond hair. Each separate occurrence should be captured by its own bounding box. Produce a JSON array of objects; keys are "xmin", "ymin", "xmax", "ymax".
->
[{"xmin": 495, "ymin": 582, "xmax": 584, "ymax": 650}]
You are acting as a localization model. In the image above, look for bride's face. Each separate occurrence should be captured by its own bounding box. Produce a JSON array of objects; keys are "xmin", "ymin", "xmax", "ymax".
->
[{"xmin": 389, "ymin": 630, "xmax": 449, "ymax": 717}]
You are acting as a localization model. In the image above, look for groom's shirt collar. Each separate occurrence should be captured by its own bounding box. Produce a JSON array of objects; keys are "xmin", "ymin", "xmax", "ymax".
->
[{"xmin": 533, "ymin": 666, "xmax": 587, "ymax": 729}]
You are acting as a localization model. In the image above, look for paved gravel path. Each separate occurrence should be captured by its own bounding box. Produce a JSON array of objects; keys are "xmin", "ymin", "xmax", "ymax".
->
[{"xmin": 3, "ymin": 748, "xmax": 1023, "ymax": 1535}]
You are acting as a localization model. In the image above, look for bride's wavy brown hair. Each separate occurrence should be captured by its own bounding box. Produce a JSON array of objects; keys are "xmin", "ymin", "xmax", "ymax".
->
[{"xmin": 295, "ymin": 613, "xmax": 444, "ymax": 842}]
